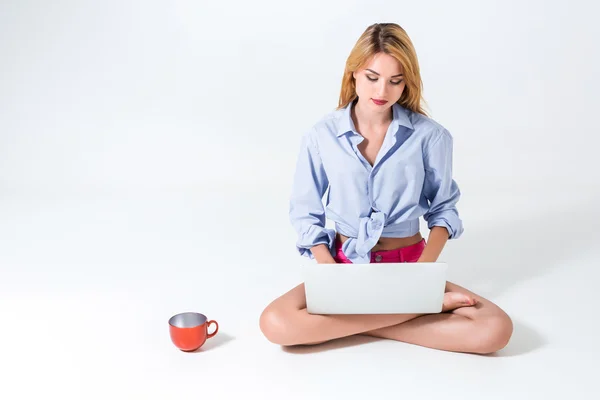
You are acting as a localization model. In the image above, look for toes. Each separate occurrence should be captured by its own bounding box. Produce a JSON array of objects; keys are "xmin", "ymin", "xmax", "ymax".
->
[
  {"xmin": 463, "ymin": 297, "xmax": 475, "ymax": 306},
  {"xmin": 442, "ymin": 292, "xmax": 477, "ymax": 311}
]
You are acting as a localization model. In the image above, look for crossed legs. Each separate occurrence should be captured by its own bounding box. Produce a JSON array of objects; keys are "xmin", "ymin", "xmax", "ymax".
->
[{"xmin": 259, "ymin": 282, "xmax": 512, "ymax": 354}]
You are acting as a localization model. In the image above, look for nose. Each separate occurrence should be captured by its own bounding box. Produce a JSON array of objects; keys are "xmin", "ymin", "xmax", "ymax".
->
[{"xmin": 376, "ymin": 81, "xmax": 388, "ymax": 98}]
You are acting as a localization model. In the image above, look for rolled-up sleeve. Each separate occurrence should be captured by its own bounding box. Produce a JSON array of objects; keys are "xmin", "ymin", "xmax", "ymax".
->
[
  {"xmin": 289, "ymin": 129, "xmax": 336, "ymax": 258},
  {"xmin": 422, "ymin": 129, "xmax": 464, "ymax": 239}
]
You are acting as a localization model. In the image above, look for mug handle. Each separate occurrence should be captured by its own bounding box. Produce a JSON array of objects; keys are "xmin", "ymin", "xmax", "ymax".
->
[{"xmin": 207, "ymin": 320, "xmax": 219, "ymax": 338}]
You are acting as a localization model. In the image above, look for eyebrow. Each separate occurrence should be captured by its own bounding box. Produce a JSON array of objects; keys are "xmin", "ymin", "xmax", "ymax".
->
[{"xmin": 366, "ymin": 69, "xmax": 403, "ymax": 78}]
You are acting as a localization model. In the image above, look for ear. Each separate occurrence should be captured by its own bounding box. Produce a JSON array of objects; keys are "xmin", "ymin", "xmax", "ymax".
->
[{"xmin": 352, "ymin": 71, "xmax": 357, "ymax": 80}]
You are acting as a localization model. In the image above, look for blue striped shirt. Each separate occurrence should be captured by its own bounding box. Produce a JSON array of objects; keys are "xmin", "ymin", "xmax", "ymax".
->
[{"xmin": 289, "ymin": 99, "xmax": 464, "ymax": 264}]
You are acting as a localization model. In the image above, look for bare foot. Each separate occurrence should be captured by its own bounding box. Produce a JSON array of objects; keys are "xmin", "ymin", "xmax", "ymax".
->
[{"xmin": 442, "ymin": 291, "xmax": 477, "ymax": 312}]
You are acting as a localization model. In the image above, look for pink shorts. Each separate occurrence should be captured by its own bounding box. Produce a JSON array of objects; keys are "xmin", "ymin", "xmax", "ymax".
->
[{"xmin": 333, "ymin": 237, "xmax": 426, "ymax": 263}]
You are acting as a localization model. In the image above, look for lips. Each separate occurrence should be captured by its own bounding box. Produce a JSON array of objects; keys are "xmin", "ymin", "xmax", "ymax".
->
[{"xmin": 372, "ymin": 99, "xmax": 388, "ymax": 105}]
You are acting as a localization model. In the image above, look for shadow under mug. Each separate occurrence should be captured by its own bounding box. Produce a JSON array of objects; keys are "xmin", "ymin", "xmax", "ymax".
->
[{"xmin": 169, "ymin": 312, "xmax": 219, "ymax": 352}]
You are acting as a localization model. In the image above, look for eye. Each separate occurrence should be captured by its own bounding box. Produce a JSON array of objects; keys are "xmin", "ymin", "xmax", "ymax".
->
[{"xmin": 366, "ymin": 76, "xmax": 404, "ymax": 85}]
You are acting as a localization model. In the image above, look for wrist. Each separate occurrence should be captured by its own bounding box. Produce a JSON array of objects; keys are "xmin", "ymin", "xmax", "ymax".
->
[{"xmin": 310, "ymin": 244, "xmax": 335, "ymax": 263}]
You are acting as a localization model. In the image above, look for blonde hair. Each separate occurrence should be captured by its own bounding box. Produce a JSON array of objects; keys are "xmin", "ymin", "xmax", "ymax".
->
[{"xmin": 337, "ymin": 23, "xmax": 429, "ymax": 116}]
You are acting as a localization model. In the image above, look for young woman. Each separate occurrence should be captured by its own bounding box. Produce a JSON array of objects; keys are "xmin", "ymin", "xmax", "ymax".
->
[{"xmin": 260, "ymin": 23, "xmax": 513, "ymax": 354}]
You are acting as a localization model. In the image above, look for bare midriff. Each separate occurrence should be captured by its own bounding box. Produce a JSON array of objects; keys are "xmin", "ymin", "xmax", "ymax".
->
[{"xmin": 336, "ymin": 231, "xmax": 423, "ymax": 252}]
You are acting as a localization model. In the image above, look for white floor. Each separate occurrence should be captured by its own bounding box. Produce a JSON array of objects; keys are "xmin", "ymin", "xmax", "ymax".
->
[{"xmin": 1, "ymin": 185, "xmax": 597, "ymax": 400}]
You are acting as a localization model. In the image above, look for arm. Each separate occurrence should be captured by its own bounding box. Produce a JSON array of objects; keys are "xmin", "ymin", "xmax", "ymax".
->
[
  {"xmin": 419, "ymin": 129, "xmax": 464, "ymax": 262},
  {"xmin": 418, "ymin": 226, "xmax": 449, "ymax": 262},
  {"xmin": 289, "ymin": 129, "xmax": 336, "ymax": 264},
  {"xmin": 310, "ymin": 244, "xmax": 336, "ymax": 264}
]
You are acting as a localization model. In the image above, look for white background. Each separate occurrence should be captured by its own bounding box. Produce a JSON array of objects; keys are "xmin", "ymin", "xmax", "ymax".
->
[{"xmin": 1, "ymin": 0, "xmax": 599, "ymax": 399}]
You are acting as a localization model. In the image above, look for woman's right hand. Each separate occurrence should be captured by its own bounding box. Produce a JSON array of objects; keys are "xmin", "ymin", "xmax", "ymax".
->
[
  {"xmin": 310, "ymin": 244, "xmax": 337, "ymax": 264},
  {"xmin": 316, "ymin": 257, "xmax": 337, "ymax": 264}
]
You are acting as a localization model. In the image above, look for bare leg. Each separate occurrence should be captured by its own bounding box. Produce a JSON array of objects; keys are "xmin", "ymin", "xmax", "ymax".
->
[
  {"xmin": 362, "ymin": 282, "xmax": 513, "ymax": 354},
  {"xmin": 259, "ymin": 283, "xmax": 475, "ymax": 346}
]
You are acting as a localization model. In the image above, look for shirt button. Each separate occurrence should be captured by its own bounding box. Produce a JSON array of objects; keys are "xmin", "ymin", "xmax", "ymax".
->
[{"xmin": 375, "ymin": 255, "xmax": 383, "ymax": 262}]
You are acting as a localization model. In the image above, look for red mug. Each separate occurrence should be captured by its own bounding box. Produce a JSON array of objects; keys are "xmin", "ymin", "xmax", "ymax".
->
[{"xmin": 169, "ymin": 312, "xmax": 219, "ymax": 352}]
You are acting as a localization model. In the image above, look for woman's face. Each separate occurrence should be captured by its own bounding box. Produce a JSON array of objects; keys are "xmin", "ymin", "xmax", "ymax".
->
[{"xmin": 352, "ymin": 52, "xmax": 406, "ymax": 114}]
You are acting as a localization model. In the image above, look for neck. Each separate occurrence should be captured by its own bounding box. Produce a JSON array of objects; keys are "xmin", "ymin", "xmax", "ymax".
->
[{"xmin": 352, "ymin": 98, "xmax": 393, "ymax": 130}]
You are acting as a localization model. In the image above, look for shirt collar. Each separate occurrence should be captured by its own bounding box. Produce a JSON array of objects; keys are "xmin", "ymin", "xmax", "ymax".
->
[{"xmin": 336, "ymin": 99, "xmax": 414, "ymax": 137}]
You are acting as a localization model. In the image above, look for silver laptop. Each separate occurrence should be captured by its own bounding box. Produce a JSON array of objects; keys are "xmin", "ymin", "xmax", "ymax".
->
[{"xmin": 302, "ymin": 262, "xmax": 448, "ymax": 314}]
